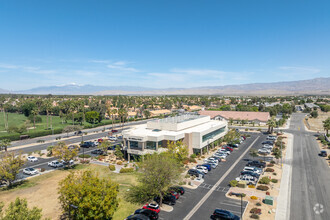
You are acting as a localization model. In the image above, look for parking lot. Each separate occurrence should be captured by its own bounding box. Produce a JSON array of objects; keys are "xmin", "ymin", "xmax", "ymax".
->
[{"xmin": 159, "ymin": 132, "xmax": 269, "ymax": 220}]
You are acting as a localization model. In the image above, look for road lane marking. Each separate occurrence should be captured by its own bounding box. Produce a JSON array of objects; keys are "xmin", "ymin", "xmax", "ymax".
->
[{"xmin": 183, "ymin": 136, "xmax": 260, "ymax": 220}]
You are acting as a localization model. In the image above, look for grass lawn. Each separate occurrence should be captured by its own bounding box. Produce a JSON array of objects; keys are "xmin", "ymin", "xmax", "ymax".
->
[
  {"xmin": 0, "ymin": 164, "xmax": 140, "ymax": 220},
  {"xmin": 0, "ymin": 112, "xmax": 90, "ymax": 138}
]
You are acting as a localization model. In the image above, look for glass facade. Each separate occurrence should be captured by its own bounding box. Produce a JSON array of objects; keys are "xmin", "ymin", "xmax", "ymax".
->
[
  {"xmin": 146, "ymin": 141, "xmax": 156, "ymax": 150},
  {"xmin": 202, "ymin": 126, "xmax": 226, "ymax": 142},
  {"xmin": 130, "ymin": 141, "xmax": 139, "ymax": 149}
]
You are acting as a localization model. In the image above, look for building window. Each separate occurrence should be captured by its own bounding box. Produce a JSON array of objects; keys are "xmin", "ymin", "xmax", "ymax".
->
[
  {"xmin": 130, "ymin": 141, "xmax": 139, "ymax": 149},
  {"xmin": 158, "ymin": 141, "xmax": 162, "ymax": 148},
  {"xmin": 202, "ymin": 126, "xmax": 226, "ymax": 142},
  {"xmin": 146, "ymin": 141, "xmax": 156, "ymax": 150}
]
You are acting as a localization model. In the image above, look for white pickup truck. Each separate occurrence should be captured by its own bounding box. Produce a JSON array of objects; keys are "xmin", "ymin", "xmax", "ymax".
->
[{"xmin": 48, "ymin": 160, "xmax": 63, "ymax": 168}]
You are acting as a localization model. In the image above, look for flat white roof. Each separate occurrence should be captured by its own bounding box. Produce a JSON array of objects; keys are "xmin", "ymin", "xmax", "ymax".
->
[{"xmin": 124, "ymin": 119, "xmax": 226, "ymax": 139}]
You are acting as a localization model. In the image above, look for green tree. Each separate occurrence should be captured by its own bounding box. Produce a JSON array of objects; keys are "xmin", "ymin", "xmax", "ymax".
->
[
  {"xmin": 127, "ymin": 153, "xmax": 182, "ymax": 205},
  {"xmin": 52, "ymin": 142, "xmax": 78, "ymax": 167},
  {"xmin": 62, "ymin": 125, "xmax": 82, "ymax": 137},
  {"xmin": 166, "ymin": 140, "xmax": 189, "ymax": 163},
  {"xmin": 31, "ymin": 108, "xmax": 39, "ymax": 129},
  {"xmin": 0, "ymin": 197, "xmax": 43, "ymax": 220},
  {"xmin": 311, "ymin": 110, "xmax": 318, "ymax": 118},
  {"xmin": 85, "ymin": 111, "xmax": 100, "ymax": 124},
  {"xmin": 0, "ymin": 151, "xmax": 25, "ymax": 186},
  {"xmin": 98, "ymin": 140, "xmax": 111, "ymax": 153},
  {"xmin": 323, "ymin": 117, "xmax": 330, "ymax": 136},
  {"xmin": 114, "ymin": 146, "xmax": 123, "ymax": 159},
  {"xmin": 58, "ymin": 170, "xmax": 119, "ymax": 220},
  {"xmin": 143, "ymin": 110, "xmax": 151, "ymax": 119},
  {"xmin": 0, "ymin": 139, "xmax": 11, "ymax": 152}
]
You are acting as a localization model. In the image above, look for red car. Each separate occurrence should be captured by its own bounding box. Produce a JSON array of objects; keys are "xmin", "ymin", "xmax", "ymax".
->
[
  {"xmin": 142, "ymin": 203, "xmax": 160, "ymax": 213},
  {"xmin": 169, "ymin": 191, "xmax": 180, "ymax": 199},
  {"xmin": 222, "ymin": 146, "xmax": 233, "ymax": 152},
  {"xmin": 112, "ymin": 129, "xmax": 118, "ymax": 133}
]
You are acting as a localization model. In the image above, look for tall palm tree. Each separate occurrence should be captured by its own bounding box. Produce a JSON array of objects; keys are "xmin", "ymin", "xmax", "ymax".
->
[
  {"xmin": 69, "ymin": 101, "xmax": 76, "ymax": 126},
  {"xmin": 44, "ymin": 100, "xmax": 52, "ymax": 129},
  {"xmin": 323, "ymin": 117, "xmax": 330, "ymax": 136},
  {"xmin": 267, "ymin": 117, "xmax": 277, "ymax": 134},
  {"xmin": 31, "ymin": 108, "xmax": 38, "ymax": 129},
  {"xmin": 111, "ymin": 109, "xmax": 118, "ymax": 130}
]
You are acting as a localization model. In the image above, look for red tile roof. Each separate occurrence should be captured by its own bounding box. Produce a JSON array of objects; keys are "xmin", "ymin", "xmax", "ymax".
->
[{"xmin": 199, "ymin": 110, "xmax": 270, "ymax": 122}]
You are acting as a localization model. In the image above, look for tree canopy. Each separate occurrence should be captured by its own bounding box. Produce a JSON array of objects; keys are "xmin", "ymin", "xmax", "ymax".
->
[
  {"xmin": 58, "ymin": 170, "xmax": 119, "ymax": 220},
  {"xmin": 0, "ymin": 151, "xmax": 25, "ymax": 186}
]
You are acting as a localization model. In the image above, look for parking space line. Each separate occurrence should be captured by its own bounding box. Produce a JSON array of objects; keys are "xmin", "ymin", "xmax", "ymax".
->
[{"xmin": 220, "ymin": 202, "xmax": 242, "ymax": 208}]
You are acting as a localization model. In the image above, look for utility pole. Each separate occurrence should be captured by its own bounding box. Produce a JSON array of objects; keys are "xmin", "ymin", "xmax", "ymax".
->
[{"xmin": 240, "ymin": 193, "xmax": 243, "ymax": 220}]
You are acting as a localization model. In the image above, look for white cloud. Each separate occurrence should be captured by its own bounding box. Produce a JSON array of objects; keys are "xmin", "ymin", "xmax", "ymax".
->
[
  {"xmin": 107, "ymin": 62, "xmax": 140, "ymax": 72},
  {"xmin": 278, "ymin": 66, "xmax": 320, "ymax": 74}
]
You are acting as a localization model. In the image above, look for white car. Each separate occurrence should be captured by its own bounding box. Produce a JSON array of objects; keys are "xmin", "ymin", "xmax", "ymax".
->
[
  {"xmin": 262, "ymin": 145, "xmax": 273, "ymax": 150},
  {"xmin": 258, "ymin": 148, "xmax": 271, "ymax": 154},
  {"xmin": 214, "ymin": 153, "xmax": 227, "ymax": 159},
  {"xmin": 61, "ymin": 159, "xmax": 74, "ymax": 166},
  {"xmin": 93, "ymin": 141, "xmax": 99, "ymax": 146},
  {"xmin": 27, "ymin": 156, "xmax": 38, "ymax": 162},
  {"xmin": 194, "ymin": 167, "xmax": 208, "ymax": 174},
  {"xmin": 243, "ymin": 166, "xmax": 262, "ymax": 175},
  {"xmin": 196, "ymin": 165, "xmax": 208, "ymax": 173},
  {"xmin": 108, "ymin": 136, "xmax": 117, "ymax": 141},
  {"xmin": 23, "ymin": 168, "xmax": 38, "ymax": 175},
  {"xmin": 48, "ymin": 160, "xmax": 63, "ymax": 168},
  {"xmin": 236, "ymin": 175, "xmax": 257, "ymax": 185},
  {"xmin": 267, "ymin": 136, "xmax": 277, "ymax": 140},
  {"xmin": 218, "ymin": 149, "xmax": 230, "ymax": 155}
]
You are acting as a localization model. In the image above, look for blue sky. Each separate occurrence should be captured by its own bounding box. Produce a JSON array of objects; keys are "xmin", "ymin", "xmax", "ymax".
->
[{"xmin": 0, "ymin": 0, "xmax": 329, "ymax": 90}]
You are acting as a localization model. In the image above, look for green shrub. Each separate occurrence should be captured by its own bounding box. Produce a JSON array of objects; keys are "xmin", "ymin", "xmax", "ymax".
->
[
  {"xmin": 256, "ymin": 185, "xmax": 269, "ymax": 191},
  {"xmin": 267, "ymin": 164, "xmax": 274, "ymax": 167},
  {"xmin": 259, "ymin": 177, "xmax": 271, "ymax": 184},
  {"xmin": 245, "ymin": 128, "xmax": 248, "ymax": 131},
  {"xmin": 237, "ymin": 181, "xmax": 246, "ymax": 188},
  {"xmin": 250, "ymin": 208, "xmax": 261, "ymax": 214},
  {"xmin": 273, "ymin": 172, "xmax": 277, "ymax": 175},
  {"xmin": 270, "ymin": 160, "xmax": 275, "ymax": 164},
  {"xmin": 119, "ymin": 168, "xmax": 134, "ymax": 173},
  {"xmin": 250, "ymin": 214, "xmax": 259, "ymax": 219},
  {"xmin": 256, "ymin": 202, "xmax": 261, "ymax": 206},
  {"xmin": 116, "ymin": 161, "xmax": 123, "ymax": 165},
  {"xmin": 109, "ymin": 165, "xmax": 116, "ymax": 171},
  {"xmin": 271, "ymin": 179, "xmax": 278, "ymax": 183},
  {"xmin": 229, "ymin": 180, "xmax": 238, "ymax": 187},
  {"xmin": 78, "ymin": 154, "xmax": 91, "ymax": 158},
  {"xmin": 190, "ymin": 153, "xmax": 197, "ymax": 159}
]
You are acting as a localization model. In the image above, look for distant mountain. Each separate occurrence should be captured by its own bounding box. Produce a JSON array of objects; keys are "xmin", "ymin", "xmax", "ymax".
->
[
  {"xmin": 95, "ymin": 77, "xmax": 330, "ymax": 95},
  {"xmin": 17, "ymin": 84, "xmax": 156, "ymax": 95},
  {"xmin": 3, "ymin": 77, "xmax": 330, "ymax": 95},
  {"xmin": 0, "ymin": 88, "xmax": 9, "ymax": 94}
]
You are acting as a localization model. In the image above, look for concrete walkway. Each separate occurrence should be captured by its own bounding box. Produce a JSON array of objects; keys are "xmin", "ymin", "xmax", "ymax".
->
[{"xmin": 275, "ymin": 133, "xmax": 293, "ymax": 220}]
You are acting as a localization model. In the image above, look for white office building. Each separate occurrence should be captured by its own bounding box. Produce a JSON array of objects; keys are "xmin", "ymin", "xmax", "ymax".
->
[{"xmin": 122, "ymin": 115, "xmax": 228, "ymax": 160}]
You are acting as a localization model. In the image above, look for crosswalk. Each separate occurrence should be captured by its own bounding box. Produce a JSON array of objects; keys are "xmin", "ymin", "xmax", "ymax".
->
[{"xmin": 198, "ymin": 183, "xmax": 230, "ymax": 192}]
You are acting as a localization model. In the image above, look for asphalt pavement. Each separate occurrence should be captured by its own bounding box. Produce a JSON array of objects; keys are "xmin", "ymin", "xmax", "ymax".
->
[
  {"xmin": 159, "ymin": 132, "xmax": 269, "ymax": 220},
  {"xmin": 289, "ymin": 113, "xmax": 330, "ymax": 220}
]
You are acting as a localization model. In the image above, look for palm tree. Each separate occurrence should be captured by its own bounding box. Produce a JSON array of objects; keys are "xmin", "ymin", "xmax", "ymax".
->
[
  {"xmin": 111, "ymin": 109, "xmax": 118, "ymax": 130},
  {"xmin": 44, "ymin": 100, "xmax": 52, "ymax": 129},
  {"xmin": 267, "ymin": 117, "xmax": 277, "ymax": 134},
  {"xmin": 323, "ymin": 117, "xmax": 330, "ymax": 136},
  {"xmin": 31, "ymin": 108, "xmax": 38, "ymax": 129},
  {"xmin": 69, "ymin": 101, "xmax": 76, "ymax": 126}
]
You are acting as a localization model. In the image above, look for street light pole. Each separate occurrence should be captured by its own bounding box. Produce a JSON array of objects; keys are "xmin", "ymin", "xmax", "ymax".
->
[{"xmin": 240, "ymin": 193, "xmax": 243, "ymax": 220}]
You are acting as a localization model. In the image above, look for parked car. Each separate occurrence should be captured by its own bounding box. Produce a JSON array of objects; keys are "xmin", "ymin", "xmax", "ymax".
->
[
  {"xmin": 68, "ymin": 145, "xmax": 80, "ymax": 151},
  {"xmin": 23, "ymin": 168, "xmax": 38, "ymax": 175},
  {"xmin": 210, "ymin": 209, "xmax": 240, "ymax": 220},
  {"xmin": 206, "ymin": 162, "xmax": 217, "ymax": 169},
  {"xmin": 262, "ymin": 144, "xmax": 273, "ymax": 149},
  {"xmin": 241, "ymin": 136, "xmax": 246, "ymax": 140},
  {"xmin": 209, "ymin": 156, "xmax": 221, "ymax": 162},
  {"xmin": 262, "ymin": 141, "xmax": 274, "ymax": 145},
  {"xmin": 194, "ymin": 166, "xmax": 208, "ymax": 174},
  {"xmin": 93, "ymin": 141, "xmax": 99, "ymax": 146},
  {"xmin": 108, "ymin": 136, "xmax": 118, "ymax": 141},
  {"xmin": 199, "ymin": 164, "xmax": 212, "ymax": 171},
  {"xmin": 258, "ymin": 148, "xmax": 271, "ymax": 154},
  {"xmin": 48, "ymin": 160, "xmax": 63, "ymax": 168},
  {"xmin": 154, "ymin": 195, "xmax": 176, "ymax": 205},
  {"xmin": 142, "ymin": 203, "xmax": 160, "ymax": 213},
  {"xmin": 222, "ymin": 146, "xmax": 233, "ymax": 152},
  {"xmin": 319, "ymin": 150, "xmax": 328, "ymax": 157},
  {"xmin": 228, "ymin": 143, "xmax": 239, "ymax": 148},
  {"xmin": 236, "ymin": 175, "xmax": 257, "ymax": 185},
  {"xmin": 243, "ymin": 166, "xmax": 262, "ymax": 175},
  {"xmin": 91, "ymin": 149, "xmax": 106, "ymax": 155},
  {"xmin": 188, "ymin": 169, "xmax": 205, "ymax": 178},
  {"xmin": 211, "ymin": 155, "xmax": 222, "ymax": 162},
  {"xmin": 169, "ymin": 186, "xmax": 185, "ymax": 195},
  {"xmin": 168, "ymin": 191, "xmax": 180, "ymax": 199},
  {"xmin": 267, "ymin": 135, "xmax": 277, "ymax": 140},
  {"xmin": 247, "ymin": 161, "xmax": 266, "ymax": 168},
  {"xmin": 218, "ymin": 149, "xmax": 230, "ymax": 155},
  {"xmin": 111, "ymin": 129, "xmax": 118, "ymax": 133},
  {"xmin": 125, "ymin": 214, "xmax": 150, "ymax": 220},
  {"xmin": 134, "ymin": 209, "xmax": 158, "ymax": 220},
  {"xmin": 214, "ymin": 153, "xmax": 227, "ymax": 159},
  {"xmin": 240, "ymin": 171, "xmax": 260, "ymax": 178},
  {"xmin": 27, "ymin": 156, "xmax": 38, "ymax": 162}
]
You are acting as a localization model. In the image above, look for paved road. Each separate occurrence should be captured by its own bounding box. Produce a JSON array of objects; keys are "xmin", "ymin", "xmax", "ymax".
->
[
  {"xmin": 289, "ymin": 113, "xmax": 330, "ymax": 220},
  {"xmin": 159, "ymin": 133, "xmax": 268, "ymax": 220}
]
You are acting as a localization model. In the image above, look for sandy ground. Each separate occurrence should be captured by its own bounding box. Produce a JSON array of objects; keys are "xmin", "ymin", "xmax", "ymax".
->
[
  {"xmin": 307, "ymin": 110, "xmax": 330, "ymax": 132},
  {"xmin": 0, "ymin": 170, "xmax": 68, "ymax": 219}
]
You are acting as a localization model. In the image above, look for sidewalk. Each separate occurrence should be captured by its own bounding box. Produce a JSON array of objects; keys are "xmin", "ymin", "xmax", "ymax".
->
[{"xmin": 275, "ymin": 133, "xmax": 293, "ymax": 220}]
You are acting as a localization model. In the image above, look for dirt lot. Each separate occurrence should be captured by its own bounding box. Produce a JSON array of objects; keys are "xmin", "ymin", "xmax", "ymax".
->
[
  {"xmin": 0, "ymin": 164, "xmax": 139, "ymax": 220},
  {"xmin": 307, "ymin": 110, "xmax": 330, "ymax": 132}
]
